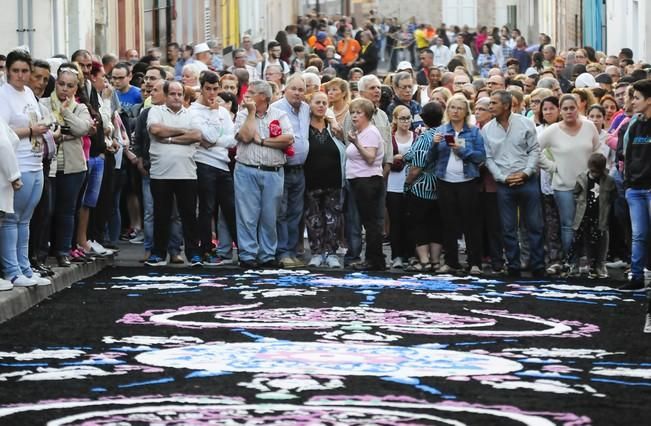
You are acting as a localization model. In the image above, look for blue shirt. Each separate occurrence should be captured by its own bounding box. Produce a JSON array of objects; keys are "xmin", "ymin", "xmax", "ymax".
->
[
  {"xmin": 270, "ymin": 97, "xmax": 310, "ymax": 165},
  {"xmin": 117, "ymin": 86, "xmax": 142, "ymax": 111}
]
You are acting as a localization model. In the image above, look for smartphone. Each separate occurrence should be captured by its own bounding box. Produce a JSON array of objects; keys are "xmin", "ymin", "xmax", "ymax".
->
[{"xmin": 444, "ymin": 134, "xmax": 455, "ymax": 146}]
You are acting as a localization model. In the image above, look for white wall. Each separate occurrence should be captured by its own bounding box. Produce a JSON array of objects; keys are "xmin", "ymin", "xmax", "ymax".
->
[{"xmin": 606, "ymin": 0, "xmax": 650, "ymax": 62}]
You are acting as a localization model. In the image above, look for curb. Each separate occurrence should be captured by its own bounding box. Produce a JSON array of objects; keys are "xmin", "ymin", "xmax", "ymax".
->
[{"xmin": 0, "ymin": 256, "xmax": 113, "ymax": 323}]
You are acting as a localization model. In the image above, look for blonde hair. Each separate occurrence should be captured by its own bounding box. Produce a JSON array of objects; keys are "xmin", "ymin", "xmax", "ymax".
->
[
  {"xmin": 444, "ymin": 94, "xmax": 472, "ymax": 125},
  {"xmin": 349, "ymin": 97, "xmax": 375, "ymax": 120},
  {"xmin": 391, "ymin": 105, "xmax": 410, "ymax": 133},
  {"xmin": 323, "ymin": 77, "xmax": 351, "ymax": 104},
  {"xmin": 430, "ymin": 86, "xmax": 452, "ymax": 106}
]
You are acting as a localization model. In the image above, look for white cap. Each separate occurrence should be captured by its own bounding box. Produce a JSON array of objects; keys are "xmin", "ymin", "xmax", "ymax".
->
[
  {"xmin": 524, "ymin": 67, "xmax": 538, "ymax": 77},
  {"xmin": 574, "ymin": 72, "xmax": 597, "ymax": 88},
  {"xmin": 193, "ymin": 42, "xmax": 210, "ymax": 55},
  {"xmin": 396, "ymin": 61, "xmax": 413, "ymax": 71}
]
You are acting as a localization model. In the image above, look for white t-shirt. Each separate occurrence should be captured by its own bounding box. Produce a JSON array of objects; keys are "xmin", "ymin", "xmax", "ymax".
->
[
  {"xmin": 190, "ymin": 102, "xmax": 236, "ymax": 172},
  {"xmin": 387, "ymin": 132, "xmax": 413, "ymax": 193},
  {"xmin": 442, "ymin": 131, "xmax": 471, "ymax": 183},
  {"xmin": 0, "ymin": 84, "xmax": 43, "ymax": 172},
  {"xmin": 147, "ymin": 105, "xmax": 201, "ymax": 179}
]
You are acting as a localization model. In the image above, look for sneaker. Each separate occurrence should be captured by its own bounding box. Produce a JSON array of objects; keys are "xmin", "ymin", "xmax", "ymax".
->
[
  {"xmin": 203, "ymin": 254, "xmax": 226, "ymax": 266},
  {"xmin": 0, "ymin": 279, "xmax": 13, "ymax": 291},
  {"xmin": 279, "ymin": 257, "xmax": 298, "ymax": 268},
  {"xmin": 469, "ymin": 265, "xmax": 482, "ymax": 275},
  {"xmin": 596, "ymin": 264, "xmax": 609, "ymax": 279},
  {"xmin": 190, "ymin": 255, "xmax": 203, "ymax": 267},
  {"xmin": 605, "ymin": 259, "xmax": 628, "ymax": 269},
  {"xmin": 169, "ymin": 254, "xmax": 185, "ymax": 264},
  {"xmin": 308, "ymin": 255, "xmax": 324, "ymax": 267},
  {"xmin": 145, "ymin": 255, "xmax": 167, "ymax": 267},
  {"xmin": 87, "ymin": 241, "xmax": 108, "ymax": 256},
  {"xmin": 437, "ymin": 264, "xmax": 458, "ymax": 274},
  {"xmin": 325, "ymin": 255, "xmax": 342, "ymax": 269},
  {"xmin": 391, "ymin": 258, "xmax": 404, "ymax": 269},
  {"xmin": 291, "ymin": 256, "xmax": 305, "ymax": 267},
  {"xmin": 11, "ymin": 275, "xmax": 36, "ymax": 287},
  {"xmin": 644, "ymin": 314, "xmax": 651, "ymax": 334},
  {"xmin": 129, "ymin": 232, "xmax": 145, "ymax": 244},
  {"xmin": 546, "ymin": 263, "xmax": 562, "ymax": 275},
  {"xmin": 29, "ymin": 273, "xmax": 51, "ymax": 286},
  {"xmin": 617, "ymin": 279, "xmax": 645, "ymax": 292},
  {"xmin": 239, "ymin": 260, "xmax": 259, "ymax": 269},
  {"xmin": 565, "ymin": 264, "xmax": 580, "ymax": 278}
]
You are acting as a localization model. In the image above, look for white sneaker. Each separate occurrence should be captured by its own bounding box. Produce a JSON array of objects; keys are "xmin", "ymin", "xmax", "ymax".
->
[
  {"xmin": 469, "ymin": 265, "xmax": 482, "ymax": 275},
  {"xmin": 546, "ymin": 263, "xmax": 562, "ymax": 275},
  {"xmin": 11, "ymin": 275, "xmax": 36, "ymax": 287},
  {"xmin": 88, "ymin": 240, "xmax": 108, "ymax": 255},
  {"xmin": 325, "ymin": 255, "xmax": 342, "ymax": 269},
  {"xmin": 308, "ymin": 255, "xmax": 324, "ymax": 267},
  {"xmin": 0, "ymin": 279, "xmax": 13, "ymax": 291},
  {"xmin": 93, "ymin": 241, "xmax": 115, "ymax": 256},
  {"xmin": 605, "ymin": 259, "xmax": 628, "ymax": 269},
  {"xmin": 391, "ymin": 258, "xmax": 404, "ymax": 269},
  {"xmin": 30, "ymin": 273, "xmax": 51, "ymax": 286},
  {"xmin": 645, "ymin": 314, "xmax": 651, "ymax": 334}
]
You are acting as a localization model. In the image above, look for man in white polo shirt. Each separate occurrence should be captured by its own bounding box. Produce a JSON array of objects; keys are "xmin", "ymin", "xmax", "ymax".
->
[{"xmin": 145, "ymin": 81, "xmax": 203, "ymax": 266}]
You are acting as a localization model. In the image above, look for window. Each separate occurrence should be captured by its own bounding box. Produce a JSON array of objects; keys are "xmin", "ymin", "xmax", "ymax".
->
[{"xmin": 144, "ymin": 0, "xmax": 171, "ymax": 49}]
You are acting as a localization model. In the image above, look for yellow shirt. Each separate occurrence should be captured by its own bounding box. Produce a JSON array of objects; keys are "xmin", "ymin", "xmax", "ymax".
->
[{"xmin": 414, "ymin": 29, "xmax": 429, "ymax": 49}]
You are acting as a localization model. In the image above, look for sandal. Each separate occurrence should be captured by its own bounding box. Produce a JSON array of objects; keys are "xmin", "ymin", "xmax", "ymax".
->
[{"xmin": 407, "ymin": 262, "xmax": 431, "ymax": 272}]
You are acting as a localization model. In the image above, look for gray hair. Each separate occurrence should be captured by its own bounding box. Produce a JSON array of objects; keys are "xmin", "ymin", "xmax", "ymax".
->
[
  {"xmin": 358, "ymin": 74, "xmax": 381, "ymax": 93},
  {"xmin": 286, "ymin": 72, "xmax": 306, "ymax": 89},
  {"xmin": 182, "ymin": 63, "xmax": 201, "ymax": 80},
  {"xmin": 302, "ymin": 72, "xmax": 320, "ymax": 88},
  {"xmin": 249, "ymin": 80, "xmax": 272, "ymax": 102},
  {"xmin": 491, "ymin": 89, "xmax": 512, "ymax": 108},
  {"xmin": 537, "ymin": 77, "xmax": 559, "ymax": 90},
  {"xmin": 392, "ymin": 72, "xmax": 413, "ymax": 88}
]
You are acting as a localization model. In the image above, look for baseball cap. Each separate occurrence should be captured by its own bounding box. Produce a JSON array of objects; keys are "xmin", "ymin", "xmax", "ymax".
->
[
  {"xmin": 396, "ymin": 61, "xmax": 413, "ymax": 71},
  {"xmin": 574, "ymin": 72, "xmax": 597, "ymax": 88}
]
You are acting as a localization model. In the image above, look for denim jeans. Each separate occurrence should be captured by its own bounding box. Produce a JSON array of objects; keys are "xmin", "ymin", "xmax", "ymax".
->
[
  {"xmin": 350, "ymin": 176, "xmax": 386, "ymax": 267},
  {"xmin": 150, "ymin": 178, "xmax": 200, "ymax": 259},
  {"xmin": 0, "ymin": 170, "xmax": 43, "ymax": 279},
  {"xmin": 197, "ymin": 162, "xmax": 237, "ymax": 255},
  {"xmin": 496, "ymin": 177, "xmax": 545, "ymax": 272},
  {"xmin": 234, "ymin": 163, "xmax": 284, "ymax": 263},
  {"xmin": 343, "ymin": 179, "xmax": 362, "ymax": 263},
  {"xmin": 142, "ymin": 175, "xmax": 182, "ymax": 254},
  {"xmin": 54, "ymin": 171, "xmax": 86, "ymax": 255},
  {"xmin": 554, "ymin": 189, "xmax": 576, "ymax": 256},
  {"xmin": 276, "ymin": 167, "xmax": 305, "ymax": 259},
  {"xmin": 216, "ymin": 209, "xmax": 234, "ymax": 259},
  {"xmin": 81, "ymin": 156, "xmax": 104, "ymax": 208},
  {"xmin": 625, "ymin": 188, "xmax": 651, "ymax": 280}
]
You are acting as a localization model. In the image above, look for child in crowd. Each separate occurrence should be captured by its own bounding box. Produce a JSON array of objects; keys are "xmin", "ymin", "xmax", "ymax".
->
[
  {"xmin": 291, "ymin": 45, "xmax": 306, "ymax": 74},
  {"xmin": 565, "ymin": 153, "xmax": 616, "ymax": 278}
]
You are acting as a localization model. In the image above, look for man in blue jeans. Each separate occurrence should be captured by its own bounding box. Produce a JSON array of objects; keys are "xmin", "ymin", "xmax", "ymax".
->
[
  {"xmin": 621, "ymin": 79, "xmax": 651, "ymax": 321},
  {"xmin": 233, "ymin": 80, "xmax": 294, "ymax": 269},
  {"xmin": 482, "ymin": 90, "xmax": 545, "ymax": 277},
  {"xmin": 271, "ymin": 74, "xmax": 309, "ymax": 268}
]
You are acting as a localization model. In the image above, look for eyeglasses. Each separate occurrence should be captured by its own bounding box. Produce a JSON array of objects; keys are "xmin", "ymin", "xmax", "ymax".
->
[{"xmin": 530, "ymin": 99, "xmax": 542, "ymax": 105}]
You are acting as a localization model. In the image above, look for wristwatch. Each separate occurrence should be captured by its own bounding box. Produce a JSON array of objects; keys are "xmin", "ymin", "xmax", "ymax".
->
[{"xmin": 167, "ymin": 137, "xmax": 172, "ymax": 144}]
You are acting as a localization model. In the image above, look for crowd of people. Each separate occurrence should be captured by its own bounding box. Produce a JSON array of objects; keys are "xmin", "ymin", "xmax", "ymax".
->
[{"xmin": 0, "ymin": 14, "xmax": 650, "ymax": 329}]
